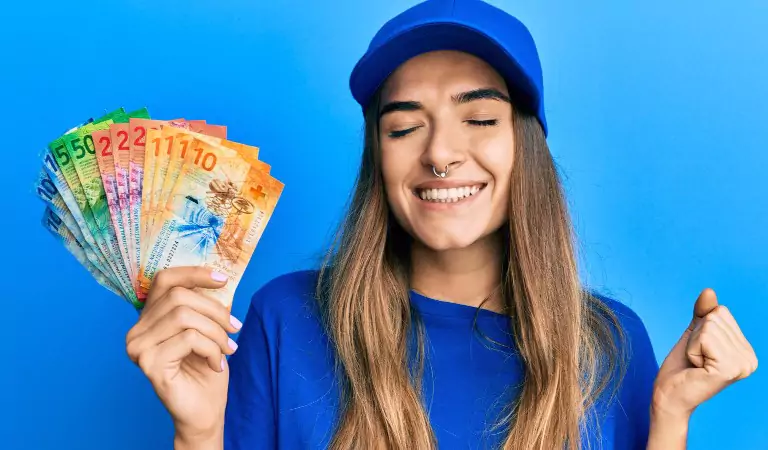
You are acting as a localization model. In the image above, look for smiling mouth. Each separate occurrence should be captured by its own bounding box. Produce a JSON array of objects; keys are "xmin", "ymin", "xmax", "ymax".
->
[{"xmin": 413, "ymin": 184, "xmax": 487, "ymax": 203}]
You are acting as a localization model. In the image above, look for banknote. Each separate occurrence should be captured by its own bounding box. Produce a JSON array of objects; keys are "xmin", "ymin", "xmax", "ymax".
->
[
  {"xmin": 41, "ymin": 149, "xmax": 118, "ymax": 284},
  {"xmin": 59, "ymin": 118, "xmax": 135, "ymax": 303},
  {"xmin": 152, "ymin": 124, "xmax": 228, "ymax": 248},
  {"xmin": 141, "ymin": 120, "xmax": 216, "ymax": 272},
  {"xmin": 42, "ymin": 206, "xmax": 123, "ymax": 297},
  {"xmin": 139, "ymin": 139, "xmax": 253, "ymax": 295},
  {"xmin": 38, "ymin": 109, "xmax": 283, "ymax": 310},
  {"xmin": 149, "ymin": 124, "xmax": 197, "ymax": 242},
  {"xmin": 129, "ymin": 118, "xmax": 169, "ymax": 298},
  {"xmin": 149, "ymin": 121, "xmax": 212, "ymax": 222},
  {"xmin": 110, "ymin": 108, "xmax": 151, "ymax": 288},
  {"xmin": 56, "ymin": 112, "xmax": 139, "ymax": 305},
  {"xmin": 35, "ymin": 168, "xmax": 116, "ymax": 285},
  {"xmin": 135, "ymin": 120, "xmax": 172, "ymax": 266},
  {"xmin": 196, "ymin": 161, "xmax": 284, "ymax": 307},
  {"xmin": 222, "ymin": 141, "xmax": 269, "ymax": 173},
  {"xmin": 163, "ymin": 129, "xmax": 269, "ymax": 196},
  {"xmin": 142, "ymin": 121, "xmax": 192, "ymax": 249},
  {"xmin": 46, "ymin": 110, "xmax": 131, "ymax": 298},
  {"xmin": 92, "ymin": 128, "xmax": 132, "ymax": 287},
  {"xmin": 153, "ymin": 131, "xmax": 271, "ymax": 253},
  {"xmin": 108, "ymin": 122, "xmax": 136, "ymax": 285}
]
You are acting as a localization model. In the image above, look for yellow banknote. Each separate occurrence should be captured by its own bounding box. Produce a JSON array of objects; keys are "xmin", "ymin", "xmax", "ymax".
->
[
  {"xmin": 197, "ymin": 163, "xmax": 283, "ymax": 308},
  {"xmin": 140, "ymin": 122, "xmax": 191, "ymax": 272},
  {"xmin": 151, "ymin": 124, "xmax": 228, "ymax": 246},
  {"xmin": 139, "ymin": 139, "xmax": 253, "ymax": 295},
  {"xmin": 162, "ymin": 129, "xmax": 270, "ymax": 202}
]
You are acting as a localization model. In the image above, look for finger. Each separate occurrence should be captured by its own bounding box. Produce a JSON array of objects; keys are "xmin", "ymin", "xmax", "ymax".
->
[
  {"xmin": 127, "ymin": 305, "xmax": 237, "ymax": 364},
  {"xmin": 686, "ymin": 313, "xmax": 730, "ymax": 369},
  {"xmin": 714, "ymin": 306, "xmax": 759, "ymax": 375},
  {"xmin": 128, "ymin": 286, "xmax": 241, "ymax": 343},
  {"xmin": 715, "ymin": 306, "xmax": 752, "ymax": 348},
  {"xmin": 703, "ymin": 311, "xmax": 740, "ymax": 354},
  {"xmin": 688, "ymin": 287, "xmax": 719, "ymax": 331},
  {"xmin": 145, "ymin": 266, "xmax": 229, "ymax": 307},
  {"xmin": 144, "ymin": 329, "xmax": 225, "ymax": 374}
]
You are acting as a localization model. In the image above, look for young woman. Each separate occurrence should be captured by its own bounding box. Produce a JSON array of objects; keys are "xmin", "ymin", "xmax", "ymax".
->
[{"xmin": 124, "ymin": 1, "xmax": 757, "ymax": 449}]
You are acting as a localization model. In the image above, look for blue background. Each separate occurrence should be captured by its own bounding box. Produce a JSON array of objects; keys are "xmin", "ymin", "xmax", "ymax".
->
[{"xmin": 2, "ymin": 1, "xmax": 766, "ymax": 449}]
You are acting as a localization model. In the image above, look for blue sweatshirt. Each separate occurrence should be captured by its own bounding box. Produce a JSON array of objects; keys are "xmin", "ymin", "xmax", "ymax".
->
[{"xmin": 224, "ymin": 270, "xmax": 659, "ymax": 449}]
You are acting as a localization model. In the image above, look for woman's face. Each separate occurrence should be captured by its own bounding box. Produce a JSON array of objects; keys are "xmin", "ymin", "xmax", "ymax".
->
[{"xmin": 379, "ymin": 50, "xmax": 515, "ymax": 251}]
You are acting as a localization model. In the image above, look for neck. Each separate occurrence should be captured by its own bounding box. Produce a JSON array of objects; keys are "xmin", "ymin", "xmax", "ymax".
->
[{"xmin": 409, "ymin": 232, "xmax": 506, "ymax": 313}]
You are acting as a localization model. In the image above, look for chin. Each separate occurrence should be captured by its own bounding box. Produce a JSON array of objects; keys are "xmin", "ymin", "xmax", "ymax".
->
[{"xmin": 412, "ymin": 228, "xmax": 486, "ymax": 252}]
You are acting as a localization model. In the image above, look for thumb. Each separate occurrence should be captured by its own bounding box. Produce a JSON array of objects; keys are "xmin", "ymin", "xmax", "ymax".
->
[{"xmin": 688, "ymin": 287, "xmax": 719, "ymax": 331}]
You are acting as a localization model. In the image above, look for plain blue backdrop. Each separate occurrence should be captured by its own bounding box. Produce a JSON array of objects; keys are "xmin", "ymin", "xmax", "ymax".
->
[{"xmin": 2, "ymin": 1, "xmax": 766, "ymax": 449}]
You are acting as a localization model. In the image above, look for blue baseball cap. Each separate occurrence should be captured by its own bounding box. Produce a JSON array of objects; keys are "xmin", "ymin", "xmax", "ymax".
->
[{"xmin": 349, "ymin": 0, "xmax": 548, "ymax": 136}]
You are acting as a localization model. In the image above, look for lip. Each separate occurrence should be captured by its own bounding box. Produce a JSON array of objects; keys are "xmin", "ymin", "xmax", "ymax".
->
[
  {"xmin": 410, "ymin": 180, "xmax": 488, "ymax": 211},
  {"xmin": 412, "ymin": 179, "xmax": 488, "ymax": 190}
]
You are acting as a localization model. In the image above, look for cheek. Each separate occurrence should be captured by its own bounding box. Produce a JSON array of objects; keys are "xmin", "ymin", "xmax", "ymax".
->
[
  {"xmin": 474, "ymin": 131, "xmax": 514, "ymax": 174},
  {"xmin": 380, "ymin": 147, "xmax": 403, "ymax": 193},
  {"xmin": 474, "ymin": 134, "xmax": 514, "ymax": 218},
  {"xmin": 380, "ymin": 144, "xmax": 416, "ymax": 210}
]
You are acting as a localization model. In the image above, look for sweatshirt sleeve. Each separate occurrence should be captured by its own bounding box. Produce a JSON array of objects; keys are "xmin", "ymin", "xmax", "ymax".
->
[
  {"xmin": 613, "ymin": 300, "xmax": 661, "ymax": 450},
  {"xmin": 224, "ymin": 288, "xmax": 278, "ymax": 450}
]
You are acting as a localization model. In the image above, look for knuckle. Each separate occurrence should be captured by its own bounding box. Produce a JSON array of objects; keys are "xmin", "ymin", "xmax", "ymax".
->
[
  {"xmin": 211, "ymin": 307, "xmax": 228, "ymax": 328},
  {"xmin": 716, "ymin": 305, "xmax": 731, "ymax": 318},
  {"xmin": 125, "ymin": 326, "xmax": 137, "ymax": 347},
  {"xmin": 125, "ymin": 340, "xmax": 138, "ymax": 362},
  {"xmin": 172, "ymin": 305, "xmax": 193, "ymax": 326},
  {"xmin": 216, "ymin": 328, "xmax": 230, "ymax": 350},
  {"xmin": 181, "ymin": 328, "xmax": 199, "ymax": 344},
  {"xmin": 167, "ymin": 286, "xmax": 189, "ymax": 305},
  {"xmin": 151, "ymin": 269, "xmax": 170, "ymax": 290},
  {"xmin": 137, "ymin": 351, "xmax": 153, "ymax": 374}
]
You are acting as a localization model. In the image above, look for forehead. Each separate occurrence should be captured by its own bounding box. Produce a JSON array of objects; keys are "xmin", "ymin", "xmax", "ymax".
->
[{"xmin": 381, "ymin": 50, "xmax": 508, "ymax": 101}]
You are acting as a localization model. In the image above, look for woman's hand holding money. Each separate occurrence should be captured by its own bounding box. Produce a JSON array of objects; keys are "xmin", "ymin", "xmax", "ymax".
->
[{"xmin": 125, "ymin": 267, "xmax": 241, "ymax": 450}]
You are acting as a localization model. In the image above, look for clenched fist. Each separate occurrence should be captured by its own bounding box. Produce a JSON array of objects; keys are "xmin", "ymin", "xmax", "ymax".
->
[
  {"xmin": 125, "ymin": 267, "xmax": 242, "ymax": 448},
  {"xmin": 653, "ymin": 288, "xmax": 758, "ymax": 418}
]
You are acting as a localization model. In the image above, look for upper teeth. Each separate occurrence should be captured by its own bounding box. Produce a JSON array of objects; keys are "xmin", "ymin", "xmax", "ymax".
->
[{"xmin": 418, "ymin": 185, "xmax": 482, "ymax": 202}]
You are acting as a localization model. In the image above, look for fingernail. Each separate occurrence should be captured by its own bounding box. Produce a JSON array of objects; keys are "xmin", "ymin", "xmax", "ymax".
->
[
  {"xmin": 228, "ymin": 337, "xmax": 238, "ymax": 352},
  {"xmin": 230, "ymin": 315, "xmax": 243, "ymax": 330},
  {"xmin": 211, "ymin": 271, "xmax": 228, "ymax": 282}
]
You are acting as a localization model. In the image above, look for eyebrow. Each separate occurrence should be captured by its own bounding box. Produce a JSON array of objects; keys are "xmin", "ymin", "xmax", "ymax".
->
[
  {"xmin": 453, "ymin": 88, "xmax": 511, "ymax": 104},
  {"xmin": 378, "ymin": 87, "xmax": 511, "ymax": 118}
]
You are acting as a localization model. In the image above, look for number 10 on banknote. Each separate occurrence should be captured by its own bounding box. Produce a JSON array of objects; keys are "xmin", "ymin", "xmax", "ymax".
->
[{"xmin": 34, "ymin": 108, "xmax": 284, "ymax": 311}]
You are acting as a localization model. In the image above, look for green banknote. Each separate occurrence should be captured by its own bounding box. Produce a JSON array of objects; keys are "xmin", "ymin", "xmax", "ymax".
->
[
  {"xmin": 59, "ymin": 117, "xmax": 141, "ymax": 307},
  {"xmin": 42, "ymin": 141, "xmax": 120, "ymax": 292},
  {"xmin": 47, "ymin": 108, "xmax": 137, "ymax": 303},
  {"xmin": 57, "ymin": 108, "xmax": 150, "ymax": 308}
]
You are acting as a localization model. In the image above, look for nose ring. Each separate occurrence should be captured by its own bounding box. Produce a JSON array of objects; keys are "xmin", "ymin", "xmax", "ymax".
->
[{"xmin": 432, "ymin": 165, "xmax": 448, "ymax": 178}]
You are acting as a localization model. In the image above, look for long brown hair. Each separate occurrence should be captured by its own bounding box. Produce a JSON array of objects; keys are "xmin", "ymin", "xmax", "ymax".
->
[{"xmin": 316, "ymin": 86, "xmax": 627, "ymax": 449}]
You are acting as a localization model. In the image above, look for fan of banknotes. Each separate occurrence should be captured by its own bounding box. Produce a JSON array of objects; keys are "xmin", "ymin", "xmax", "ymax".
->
[{"xmin": 34, "ymin": 107, "xmax": 284, "ymax": 311}]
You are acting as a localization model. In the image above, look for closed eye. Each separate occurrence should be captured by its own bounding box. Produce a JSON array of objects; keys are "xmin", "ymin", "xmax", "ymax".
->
[
  {"xmin": 388, "ymin": 126, "xmax": 421, "ymax": 138},
  {"xmin": 466, "ymin": 119, "xmax": 497, "ymax": 126}
]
